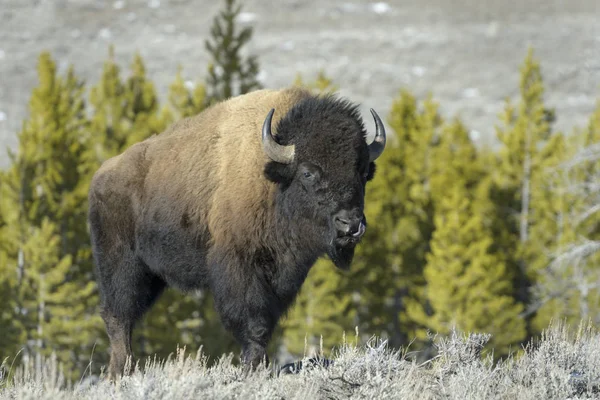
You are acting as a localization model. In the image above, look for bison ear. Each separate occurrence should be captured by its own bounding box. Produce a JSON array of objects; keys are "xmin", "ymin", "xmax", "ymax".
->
[
  {"xmin": 264, "ymin": 161, "xmax": 294, "ymax": 185},
  {"xmin": 366, "ymin": 161, "xmax": 377, "ymax": 182}
]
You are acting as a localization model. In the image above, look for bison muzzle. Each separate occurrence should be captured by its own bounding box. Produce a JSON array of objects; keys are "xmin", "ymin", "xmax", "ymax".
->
[{"xmin": 88, "ymin": 87, "xmax": 386, "ymax": 380}]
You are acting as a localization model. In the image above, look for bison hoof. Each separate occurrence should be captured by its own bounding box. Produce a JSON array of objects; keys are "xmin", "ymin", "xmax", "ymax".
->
[{"xmin": 279, "ymin": 357, "xmax": 334, "ymax": 375}]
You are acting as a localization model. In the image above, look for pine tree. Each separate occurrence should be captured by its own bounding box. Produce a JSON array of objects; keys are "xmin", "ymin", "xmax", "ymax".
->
[
  {"xmin": 0, "ymin": 175, "xmax": 24, "ymax": 361},
  {"xmin": 531, "ymin": 101, "xmax": 600, "ymax": 328},
  {"xmin": 491, "ymin": 48, "xmax": 561, "ymax": 338},
  {"xmin": 407, "ymin": 117, "xmax": 526, "ymax": 355},
  {"xmin": 576, "ymin": 100, "xmax": 600, "ymax": 242},
  {"xmin": 204, "ymin": 0, "xmax": 262, "ymax": 104},
  {"xmin": 0, "ymin": 52, "xmax": 102, "ymax": 380},
  {"xmin": 0, "ymin": 263, "xmax": 22, "ymax": 364},
  {"xmin": 524, "ymin": 134, "xmax": 577, "ymax": 332},
  {"xmin": 414, "ymin": 182, "xmax": 526, "ymax": 357},
  {"xmin": 89, "ymin": 48, "xmax": 173, "ymax": 163},
  {"xmin": 168, "ymin": 66, "xmax": 208, "ymax": 118},
  {"xmin": 293, "ymin": 70, "xmax": 339, "ymax": 94},
  {"xmin": 428, "ymin": 119, "xmax": 485, "ymax": 205},
  {"xmin": 88, "ymin": 45, "xmax": 129, "ymax": 162},
  {"xmin": 14, "ymin": 219, "xmax": 97, "ymax": 376},
  {"xmin": 122, "ymin": 52, "xmax": 173, "ymax": 148}
]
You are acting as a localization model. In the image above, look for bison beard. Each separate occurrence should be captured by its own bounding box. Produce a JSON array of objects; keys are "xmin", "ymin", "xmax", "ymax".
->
[
  {"xmin": 89, "ymin": 88, "xmax": 386, "ymax": 380},
  {"xmin": 327, "ymin": 244, "xmax": 356, "ymax": 271}
]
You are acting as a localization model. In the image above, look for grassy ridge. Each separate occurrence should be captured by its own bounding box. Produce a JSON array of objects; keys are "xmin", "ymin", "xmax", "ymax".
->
[{"xmin": 1, "ymin": 320, "xmax": 599, "ymax": 399}]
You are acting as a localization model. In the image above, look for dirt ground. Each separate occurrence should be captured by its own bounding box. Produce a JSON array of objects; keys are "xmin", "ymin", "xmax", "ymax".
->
[{"xmin": 0, "ymin": 0, "xmax": 599, "ymax": 167}]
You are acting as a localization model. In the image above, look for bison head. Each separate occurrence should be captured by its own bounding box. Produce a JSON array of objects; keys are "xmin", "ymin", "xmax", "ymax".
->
[{"xmin": 262, "ymin": 96, "xmax": 386, "ymax": 270}]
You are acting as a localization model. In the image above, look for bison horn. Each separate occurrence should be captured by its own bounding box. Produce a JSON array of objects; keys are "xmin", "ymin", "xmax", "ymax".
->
[
  {"xmin": 368, "ymin": 108, "xmax": 386, "ymax": 162},
  {"xmin": 262, "ymin": 108, "xmax": 295, "ymax": 164}
]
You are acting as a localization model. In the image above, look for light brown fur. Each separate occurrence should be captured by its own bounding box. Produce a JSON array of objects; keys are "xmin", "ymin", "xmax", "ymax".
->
[{"xmin": 92, "ymin": 87, "xmax": 312, "ymax": 253}]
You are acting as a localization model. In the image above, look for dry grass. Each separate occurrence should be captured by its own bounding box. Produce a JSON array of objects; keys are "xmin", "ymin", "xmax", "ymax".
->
[{"xmin": 1, "ymin": 320, "xmax": 599, "ymax": 399}]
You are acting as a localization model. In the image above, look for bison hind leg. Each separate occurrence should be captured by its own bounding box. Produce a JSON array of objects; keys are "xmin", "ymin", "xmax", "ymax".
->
[
  {"xmin": 101, "ymin": 310, "xmax": 134, "ymax": 380},
  {"xmin": 97, "ymin": 257, "xmax": 166, "ymax": 381}
]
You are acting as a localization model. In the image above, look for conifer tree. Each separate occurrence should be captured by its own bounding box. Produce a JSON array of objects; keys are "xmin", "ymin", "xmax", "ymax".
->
[
  {"xmin": 122, "ymin": 53, "xmax": 173, "ymax": 148},
  {"xmin": 204, "ymin": 0, "xmax": 262, "ymax": 104},
  {"xmin": 168, "ymin": 66, "xmax": 208, "ymax": 118},
  {"xmin": 428, "ymin": 119, "xmax": 486, "ymax": 204},
  {"xmin": 407, "ymin": 118, "xmax": 526, "ymax": 355},
  {"xmin": 0, "ymin": 178, "xmax": 24, "ymax": 360},
  {"xmin": 14, "ymin": 219, "xmax": 97, "ymax": 375},
  {"xmin": 523, "ymin": 134, "xmax": 576, "ymax": 331},
  {"xmin": 293, "ymin": 70, "xmax": 339, "ymax": 94},
  {"xmin": 492, "ymin": 48, "xmax": 563, "ymax": 338},
  {"xmin": 88, "ymin": 45, "xmax": 129, "ymax": 162},
  {"xmin": 531, "ymin": 101, "xmax": 600, "ymax": 328},
  {"xmin": 413, "ymin": 182, "xmax": 526, "ymax": 356},
  {"xmin": 0, "ymin": 266, "xmax": 21, "ymax": 362},
  {"xmin": 575, "ymin": 100, "xmax": 600, "ymax": 242},
  {"xmin": 0, "ymin": 52, "xmax": 102, "ymax": 379},
  {"xmin": 89, "ymin": 48, "xmax": 173, "ymax": 162}
]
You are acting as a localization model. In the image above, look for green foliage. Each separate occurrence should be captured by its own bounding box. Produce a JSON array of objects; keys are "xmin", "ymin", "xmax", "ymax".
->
[
  {"xmin": 293, "ymin": 70, "xmax": 339, "ymax": 94},
  {"xmin": 204, "ymin": 0, "xmax": 262, "ymax": 104},
  {"xmin": 575, "ymin": 100, "xmax": 600, "ymax": 241},
  {"xmin": 531, "ymin": 101, "xmax": 600, "ymax": 330},
  {"xmin": 123, "ymin": 53, "xmax": 173, "ymax": 147},
  {"xmin": 404, "ymin": 115, "xmax": 526, "ymax": 357},
  {"xmin": 0, "ymin": 201, "xmax": 23, "ymax": 360},
  {"xmin": 413, "ymin": 182, "xmax": 526, "ymax": 356},
  {"xmin": 0, "ymin": 52, "xmax": 102, "ymax": 380},
  {"xmin": 428, "ymin": 119, "xmax": 486, "ymax": 204},
  {"xmin": 491, "ymin": 48, "xmax": 566, "ymax": 339},
  {"xmin": 89, "ymin": 47, "xmax": 173, "ymax": 163},
  {"xmin": 88, "ymin": 46, "xmax": 129, "ymax": 161},
  {"xmin": 168, "ymin": 66, "xmax": 208, "ymax": 118}
]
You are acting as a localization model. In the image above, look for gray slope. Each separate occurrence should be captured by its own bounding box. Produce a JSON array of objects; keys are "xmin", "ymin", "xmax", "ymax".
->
[{"xmin": 0, "ymin": 0, "xmax": 599, "ymax": 167}]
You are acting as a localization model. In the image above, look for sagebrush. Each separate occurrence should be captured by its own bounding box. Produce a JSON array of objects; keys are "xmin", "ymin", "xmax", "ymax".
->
[{"xmin": 1, "ymin": 320, "xmax": 599, "ymax": 400}]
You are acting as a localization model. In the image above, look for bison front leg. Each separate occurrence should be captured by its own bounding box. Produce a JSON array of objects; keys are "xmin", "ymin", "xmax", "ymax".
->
[
  {"xmin": 211, "ymin": 264, "xmax": 278, "ymax": 370},
  {"xmin": 224, "ymin": 301, "xmax": 276, "ymax": 370},
  {"xmin": 239, "ymin": 318, "xmax": 272, "ymax": 368}
]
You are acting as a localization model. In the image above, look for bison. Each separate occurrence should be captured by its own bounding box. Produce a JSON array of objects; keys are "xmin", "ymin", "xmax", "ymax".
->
[{"xmin": 88, "ymin": 87, "xmax": 386, "ymax": 379}]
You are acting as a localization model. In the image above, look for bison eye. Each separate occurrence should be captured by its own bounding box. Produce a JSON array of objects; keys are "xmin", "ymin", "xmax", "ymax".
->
[
  {"xmin": 301, "ymin": 168, "xmax": 318, "ymax": 185},
  {"xmin": 299, "ymin": 164, "xmax": 321, "ymax": 184}
]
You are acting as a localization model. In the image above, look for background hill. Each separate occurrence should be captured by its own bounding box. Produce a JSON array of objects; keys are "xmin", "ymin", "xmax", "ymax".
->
[{"xmin": 1, "ymin": 0, "xmax": 599, "ymax": 167}]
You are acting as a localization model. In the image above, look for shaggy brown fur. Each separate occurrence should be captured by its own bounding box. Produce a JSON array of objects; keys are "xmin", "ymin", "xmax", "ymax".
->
[{"xmin": 89, "ymin": 87, "xmax": 384, "ymax": 380}]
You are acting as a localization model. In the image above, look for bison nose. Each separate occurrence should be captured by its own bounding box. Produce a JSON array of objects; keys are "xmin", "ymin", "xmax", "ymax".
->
[{"xmin": 334, "ymin": 211, "xmax": 366, "ymax": 238}]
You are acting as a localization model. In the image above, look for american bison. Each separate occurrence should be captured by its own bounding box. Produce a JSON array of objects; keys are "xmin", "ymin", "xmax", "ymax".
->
[{"xmin": 88, "ymin": 87, "xmax": 386, "ymax": 379}]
